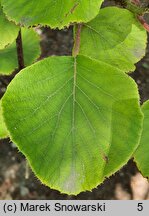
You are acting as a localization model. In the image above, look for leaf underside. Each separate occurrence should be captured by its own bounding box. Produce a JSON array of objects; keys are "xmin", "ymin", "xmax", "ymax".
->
[
  {"xmin": 0, "ymin": 100, "xmax": 8, "ymax": 139},
  {"xmin": 0, "ymin": 28, "xmax": 40, "ymax": 75},
  {"xmin": 2, "ymin": 55, "xmax": 143, "ymax": 195},
  {"xmin": 79, "ymin": 7, "xmax": 147, "ymax": 72},
  {"xmin": 0, "ymin": 3, "xmax": 19, "ymax": 49},
  {"xmin": 134, "ymin": 100, "xmax": 149, "ymax": 178},
  {"xmin": 1, "ymin": 0, "xmax": 103, "ymax": 29}
]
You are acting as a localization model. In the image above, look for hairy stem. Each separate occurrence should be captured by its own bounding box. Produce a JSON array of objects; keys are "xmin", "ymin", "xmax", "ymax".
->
[
  {"xmin": 16, "ymin": 29, "xmax": 25, "ymax": 70},
  {"xmin": 72, "ymin": 24, "xmax": 82, "ymax": 57}
]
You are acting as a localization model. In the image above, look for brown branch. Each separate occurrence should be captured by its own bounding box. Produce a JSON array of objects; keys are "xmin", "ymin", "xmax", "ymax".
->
[
  {"xmin": 16, "ymin": 29, "xmax": 25, "ymax": 71},
  {"xmin": 72, "ymin": 24, "xmax": 82, "ymax": 57}
]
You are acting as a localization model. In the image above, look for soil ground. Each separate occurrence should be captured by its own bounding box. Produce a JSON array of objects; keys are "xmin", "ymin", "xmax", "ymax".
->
[{"xmin": 0, "ymin": 1, "xmax": 149, "ymax": 200}]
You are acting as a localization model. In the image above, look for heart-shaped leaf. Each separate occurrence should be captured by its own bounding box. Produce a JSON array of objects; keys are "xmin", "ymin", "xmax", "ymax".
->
[
  {"xmin": 134, "ymin": 100, "xmax": 149, "ymax": 178},
  {"xmin": 78, "ymin": 7, "xmax": 147, "ymax": 72},
  {"xmin": 0, "ymin": 28, "xmax": 40, "ymax": 75},
  {"xmin": 2, "ymin": 55, "xmax": 142, "ymax": 194},
  {"xmin": 0, "ymin": 100, "xmax": 8, "ymax": 139},
  {"xmin": 1, "ymin": 0, "xmax": 103, "ymax": 29},
  {"xmin": 0, "ymin": 2, "xmax": 19, "ymax": 49}
]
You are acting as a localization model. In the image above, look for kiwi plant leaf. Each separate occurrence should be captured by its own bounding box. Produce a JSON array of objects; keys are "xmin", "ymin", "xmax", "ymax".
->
[
  {"xmin": 0, "ymin": 100, "xmax": 8, "ymax": 139},
  {"xmin": 134, "ymin": 100, "xmax": 149, "ymax": 178},
  {"xmin": 0, "ymin": 2, "xmax": 19, "ymax": 49},
  {"xmin": 0, "ymin": 28, "xmax": 40, "ymax": 75},
  {"xmin": 1, "ymin": 0, "xmax": 103, "ymax": 29},
  {"xmin": 78, "ymin": 7, "xmax": 147, "ymax": 72},
  {"xmin": 2, "ymin": 55, "xmax": 143, "ymax": 194}
]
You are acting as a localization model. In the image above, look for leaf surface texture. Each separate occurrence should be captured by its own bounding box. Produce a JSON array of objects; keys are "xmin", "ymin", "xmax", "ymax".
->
[
  {"xmin": 0, "ymin": 2, "xmax": 19, "ymax": 49},
  {"xmin": 79, "ymin": 7, "xmax": 147, "ymax": 72},
  {"xmin": 134, "ymin": 100, "xmax": 149, "ymax": 178},
  {"xmin": 1, "ymin": 0, "xmax": 103, "ymax": 29},
  {"xmin": 0, "ymin": 28, "xmax": 40, "ymax": 75},
  {"xmin": 0, "ymin": 100, "xmax": 8, "ymax": 139},
  {"xmin": 2, "ymin": 55, "xmax": 143, "ymax": 194}
]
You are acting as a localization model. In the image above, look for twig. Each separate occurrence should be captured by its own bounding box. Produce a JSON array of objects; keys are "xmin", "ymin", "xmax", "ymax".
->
[
  {"xmin": 72, "ymin": 24, "xmax": 82, "ymax": 57},
  {"xmin": 16, "ymin": 29, "xmax": 25, "ymax": 70}
]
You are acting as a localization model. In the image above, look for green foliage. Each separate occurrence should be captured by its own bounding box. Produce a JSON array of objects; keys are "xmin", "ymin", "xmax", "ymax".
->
[
  {"xmin": 2, "ymin": 55, "xmax": 143, "ymax": 194},
  {"xmin": 1, "ymin": 0, "xmax": 103, "ymax": 29},
  {"xmin": 0, "ymin": 100, "xmax": 8, "ymax": 139},
  {"xmin": 0, "ymin": 28, "xmax": 40, "ymax": 75},
  {"xmin": 0, "ymin": 2, "xmax": 19, "ymax": 49},
  {"xmin": 0, "ymin": 0, "xmax": 148, "ymax": 195},
  {"xmin": 134, "ymin": 100, "xmax": 149, "ymax": 178},
  {"xmin": 78, "ymin": 7, "xmax": 147, "ymax": 72}
]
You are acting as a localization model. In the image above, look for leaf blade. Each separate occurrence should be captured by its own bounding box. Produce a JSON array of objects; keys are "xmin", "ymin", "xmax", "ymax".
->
[
  {"xmin": 2, "ymin": 55, "xmax": 143, "ymax": 194},
  {"xmin": 0, "ymin": 100, "xmax": 8, "ymax": 139},
  {"xmin": 78, "ymin": 7, "xmax": 147, "ymax": 72},
  {"xmin": 0, "ymin": 3, "xmax": 19, "ymax": 49},
  {"xmin": 1, "ymin": 0, "xmax": 103, "ymax": 29},
  {"xmin": 134, "ymin": 100, "xmax": 149, "ymax": 178},
  {"xmin": 0, "ymin": 28, "xmax": 40, "ymax": 75}
]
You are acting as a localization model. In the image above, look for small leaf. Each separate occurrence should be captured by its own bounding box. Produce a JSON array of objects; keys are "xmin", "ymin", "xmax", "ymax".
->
[
  {"xmin": 78, "ymin": 7, "xmax": 147, "ymax": 72},
  {"xmin": 2, "ymin": 55, "xmax": 142, "ymax": 195},
  {"xmin": 0, "ymin": 28, "xmax": 40, "ymax": 75},
  {"xmin": 0, "ymin": 100, "xmax": 8, "ymax": 139},
  {"xmin": 1, "ymin": 0, "xmax": 103, "ymax": 29},
  {"xmin": 134, "ymin": 100, "xmax": 149, "ymax": 178},
  {"xmin": 0, "ymin": 3, "xmax": 19, "ymax": 49}
]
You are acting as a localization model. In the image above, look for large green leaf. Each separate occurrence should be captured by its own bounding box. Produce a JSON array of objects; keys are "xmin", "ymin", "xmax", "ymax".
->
[
  {"xmin": 0, "ymin": 100, "xmax": 8, "ymax": 139},
  {"xmin": 1, "ymin": 0, "xmax": 103, "ymax": 29},
  {"xmin": 2, "ymin": 55, "xmax": 142, "ymax": 194},
  {"xmin": 0, "ymin": 28, "xmax": 40, "ymax": 75},
  {"xmin": 134, "ymin": 100, "xmax": 149, "ymax": 178},
  {"xmin": 78, "ymin": 7, "xmax": 147, "ymax": 72},
  {"xmin": 0, "ymin": 2, "xmax": 19, "ymax": 49}
]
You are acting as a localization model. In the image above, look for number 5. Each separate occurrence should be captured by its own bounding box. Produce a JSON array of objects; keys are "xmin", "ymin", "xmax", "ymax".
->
[{"xmin": 137, "ymin": 203, "xmax": 143, "ymax": 211}]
